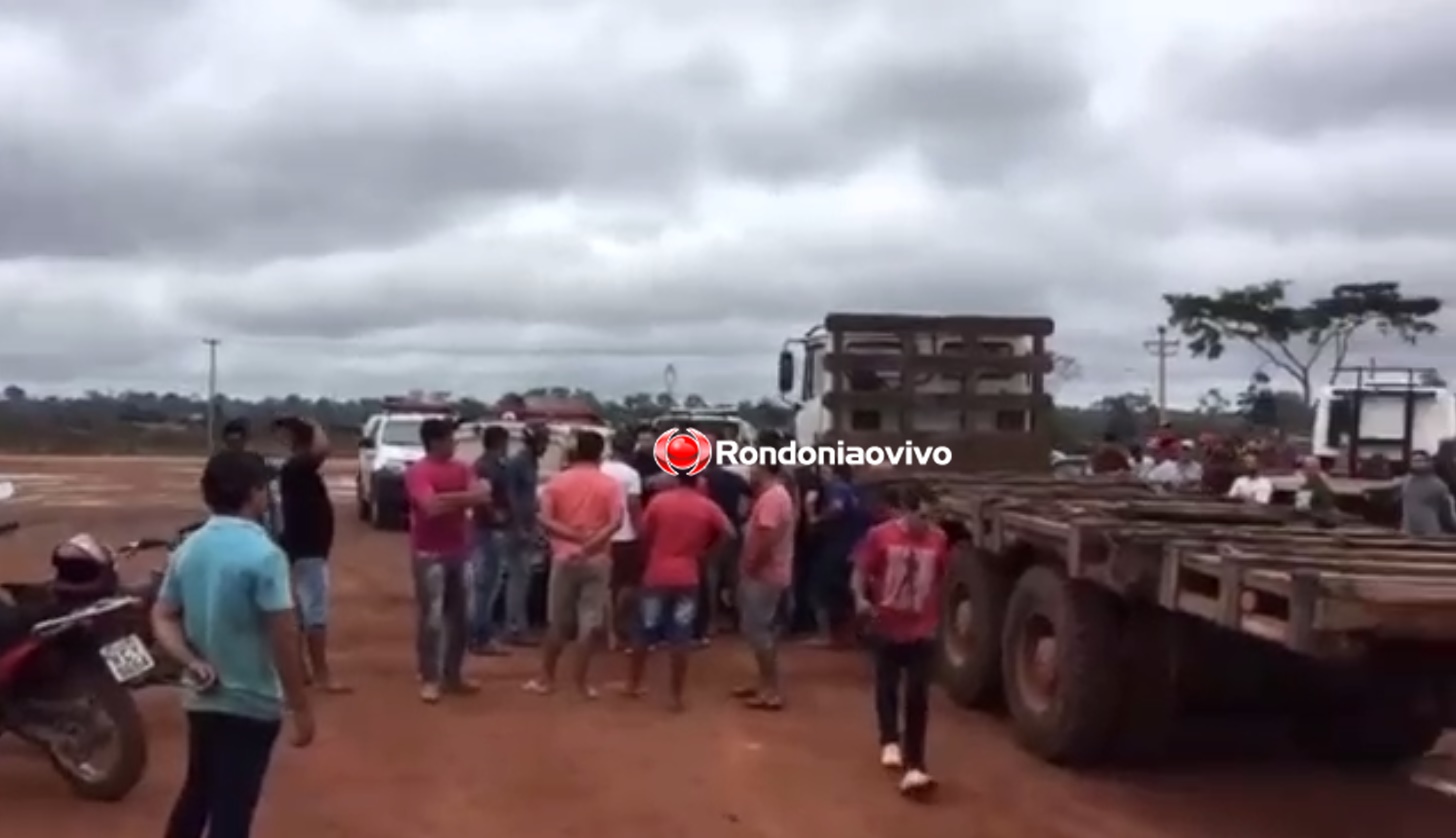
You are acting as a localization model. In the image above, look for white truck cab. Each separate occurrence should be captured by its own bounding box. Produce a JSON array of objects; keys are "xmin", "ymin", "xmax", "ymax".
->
[
  {"xmin": 1310, "ymin": 366, "xmax": 1455, "ymax": 473},
  {"xmin": 355, "ymin": 400, "xmax": 459, "ymax": 530}
]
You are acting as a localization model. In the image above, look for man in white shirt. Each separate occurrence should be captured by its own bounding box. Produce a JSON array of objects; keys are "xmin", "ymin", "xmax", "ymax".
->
[
  {"xmin": 1226, "ymin": 454, "xmax": 1273, "ymax": 505},
  {"xmin": 1145, "ymin": 442, "xmax": 1203, "ymax": 490},
  {"xmin": 601, "ymin": 433, "xmax": 645, "ymax": 649}
]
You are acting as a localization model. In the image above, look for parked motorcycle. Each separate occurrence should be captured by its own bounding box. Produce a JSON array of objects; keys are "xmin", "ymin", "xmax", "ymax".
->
[
  {"xmin": 0, "ymin": 484, "xmax": 152, "ymax": 801},
  {"xmin": 3, "ymin": 526, "xmax": 195, "ymax": 690}
]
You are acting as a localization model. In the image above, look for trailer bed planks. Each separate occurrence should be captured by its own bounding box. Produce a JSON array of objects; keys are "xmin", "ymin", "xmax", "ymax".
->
[{"xmin": 873, "ymin": 472, "xmax": 1456, "ymax": 659}]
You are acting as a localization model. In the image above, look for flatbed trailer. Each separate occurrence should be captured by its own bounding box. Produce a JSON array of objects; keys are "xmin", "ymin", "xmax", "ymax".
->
[{"xmin": 867, "ymin": 472, "xmax": 1456, "ymax": 767}]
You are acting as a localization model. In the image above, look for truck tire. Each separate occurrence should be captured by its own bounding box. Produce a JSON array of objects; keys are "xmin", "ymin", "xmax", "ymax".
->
[
  {"xmin": 1110, "ymin": 606, "xmax": 1181, "ymax": 763},
  {"xmin": 938, "ymin": 546, "xmax": 1013, "ymax": 709},
  {"xmin": 355, "ymin": 475, "xmax": 370, "ymax": 522},
  {"xmin": 1291, "ymin": 677, "xmax": 1445, "ymax": 767},
  {"xmin": 1001, "ymin": 565, "xmax": 1123, "ymax": 766}
]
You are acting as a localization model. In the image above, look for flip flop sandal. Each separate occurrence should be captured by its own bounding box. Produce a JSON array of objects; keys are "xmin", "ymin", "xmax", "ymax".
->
[
  {"xmin": 729, "ymin": 686, "xmax": 758, "ymax": 699},
  {"xmin": 743, "ymin": 696, "xmax": 785, "ymax": 711}
]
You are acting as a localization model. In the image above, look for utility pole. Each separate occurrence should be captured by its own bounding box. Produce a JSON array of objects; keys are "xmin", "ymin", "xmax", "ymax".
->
[
  {"xmin": 203, "ymin": 338, "xmax": 220, "ymax": 450},
  {"xmin": 1142, "ymin": 326, "xmax": 1180, "ymax": 422}
]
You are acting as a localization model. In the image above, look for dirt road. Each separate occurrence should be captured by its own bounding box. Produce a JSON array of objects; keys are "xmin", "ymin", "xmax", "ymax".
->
[{"xmin": 1, "ymin": 457, "xmax": 1453, "ymax": 838}]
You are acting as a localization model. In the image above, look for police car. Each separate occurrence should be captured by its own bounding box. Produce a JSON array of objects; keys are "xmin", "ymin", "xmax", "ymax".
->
[{"xmin": 355, "ymin": 397, "xmax": 458, "ymax": 531}]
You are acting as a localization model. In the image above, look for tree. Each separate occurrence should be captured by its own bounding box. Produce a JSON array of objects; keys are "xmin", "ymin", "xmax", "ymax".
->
[
  {"xmin": 3, "ymin": 385, "xmax": 25, "ymax": 402},
  {"xmin": 1048, "ymin": 353, "xmax": 1082, "ymax": 392},
  {"xmin": 1195, "ymin": 388, "xmax": 1231, "ymax": 415},
  {"xmin": 1164, "ymin": 280, "xmax": 1442, "ymax": 404}
]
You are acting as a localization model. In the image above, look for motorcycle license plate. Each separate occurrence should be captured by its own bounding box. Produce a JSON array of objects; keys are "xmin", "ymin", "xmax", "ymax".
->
[{"xmin": 99, "ymin": 635, "xmax": 155, "ymax": 683}]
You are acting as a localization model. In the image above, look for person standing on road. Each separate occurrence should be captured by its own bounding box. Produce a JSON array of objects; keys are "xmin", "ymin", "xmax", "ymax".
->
[
  {"xmin": 808, "ymin": 464, "xmax": 870, "ymax": 646},
  {"xmin": 500, "ymin": 423, "xmax": 549, "ymax": 645},
  {"xmin": 624, "ymin": 471, "xmax": 731, "ymax": 711},
  {"xmin": 274, "ymin": 417, "xmax": 351, "ymax": 694},
  {"xmin": 696, "ymin": 454, "xmax": 750, "ymax": 640},
  {"xmin": 153, "ymin": 450, "xmax": 315, "ymax": 838},
  {"xmin": 601, "ymin": 433, "xmax": 645, "ymax": 650},
  {"xmin": 732, "ymin": 461, "xmax": 795, "ymax": 711},
  {"xmin": 219, "ymin": 417, "xmax": 281, "ymax": 538},
  {"xmin": 404, "ymin": 418, "xmax": 489, "ymax": 704},
  {"xmin": 468, "ymin": 424, "xmax": 513, "ymax": 657},
  {"xmin": 524, "ymin": 430, "xmax": 622, "ymax": 698},
  {"xmin": 851, "ymin": 485, "xmax": 948, "ymax": 797},
  {"xmin": 1402, "ymin": 451, "xmax": 1456, "ymax": 537}
]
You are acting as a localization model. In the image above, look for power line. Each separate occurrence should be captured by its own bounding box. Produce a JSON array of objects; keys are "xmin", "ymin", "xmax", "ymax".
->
[
  {"xmin": 1142, "ymin": 325, "xmax": 1180, "ymax": 422},
  {"xmin": 203, "ymin": 338, "xmax": 220, "ymax": 450}
]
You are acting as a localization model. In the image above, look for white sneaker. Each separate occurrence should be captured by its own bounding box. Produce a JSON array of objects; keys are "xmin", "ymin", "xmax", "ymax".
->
[
  {"xmin": 899, "ymin": 769, "xmax": 935, "ymax": 795},
  {"xmin": 879, "ymin": 743, "xmax": 904, "ymax": 769}
]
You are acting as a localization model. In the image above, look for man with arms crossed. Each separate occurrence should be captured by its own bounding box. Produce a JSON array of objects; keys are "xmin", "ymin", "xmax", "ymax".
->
[
  {"xmin": 733, "ymin": 461, "xmax": 795, "ymax": 711},
  {"xmin": 601, "ymin": 433, "xmax": 645, "ymax": 650},
  {"xmin": 153, "ymin": 450, "xmax": 315, "ymax": 838},
  {"xmin": 525, "ymin": 430, "xmax": 622, "ymax": 698},
  {"xmin": 404, "ymin": 418, "xmax": 489, "ymax": 703},
  {"xmin": 274, "ymin": 416, "xmax": 350, "ymax": 693},
  {"xmin": 852, "ymin": 486, "xmax": 947, "ymax": 796},
  {"xmin": 469, "ymin": 424, "xmax": 513, "ymax": 656},
  {"xmin": 624, "ymin": 471, "xmax": 731, "ymax": 711}
]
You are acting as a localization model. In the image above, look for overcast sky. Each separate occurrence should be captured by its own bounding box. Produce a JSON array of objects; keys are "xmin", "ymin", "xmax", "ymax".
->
[{"xmin": 1, "ymin": 0, "xmax": 1452, "ymax": 406}]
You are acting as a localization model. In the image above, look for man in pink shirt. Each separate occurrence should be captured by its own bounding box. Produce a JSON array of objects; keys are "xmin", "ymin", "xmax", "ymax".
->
[
  {"xmin": 524, "ymin": 430, "xmax": 622, "ymax": 698},
  {"xmin": 732, "ymin": 461, "xmax": 795, "ymax": 710},
  {"xmin": 404, "ymin": 418, "xmax": 490, "ymax": 704}
]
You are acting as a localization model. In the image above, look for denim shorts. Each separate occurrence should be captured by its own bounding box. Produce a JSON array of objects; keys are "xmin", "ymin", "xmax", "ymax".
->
[
  {"xmin": 291, "ymin": 557, "xmax": 329, "ymax": 629},
  {"xmin": 636, "ymin": 586, "xmax": 697, "ymax": 648}
]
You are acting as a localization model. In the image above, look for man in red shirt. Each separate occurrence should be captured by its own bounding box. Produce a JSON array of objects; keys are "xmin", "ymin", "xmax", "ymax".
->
[
  {"xmin": 404, "ymin": 418, "xmax": 489, "ymax": 704},
  {"xmin": 623, "ymin": 472, "xmax": 731, "ymax": 710},
  {"xmin": 732, "ymin": 462, "xmax": 795, "ymax": 711},
  {"xmin": 852, "ymin": 484, "xmax": 948, "ymax": 796}
]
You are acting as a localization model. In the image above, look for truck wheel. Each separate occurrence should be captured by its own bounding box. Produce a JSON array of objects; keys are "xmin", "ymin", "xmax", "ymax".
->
[
  {"xmin": 355, "ymin": 476, "xmax": 370, "ymax": 522},
  {"xmin": 938, "ymin": 546, "xmax": 1013, "ymax": 709},
  {"xmin": 1001, "ymin": 565, "xmax": 1123, "ymax": 765},
  {"xmin": 1292, "ymin": 678, "xmax": 1445, "ymax": 767},
  {"xmin": 1110, "ymin": 606, "xmax": 1181, "ymax": 763}
]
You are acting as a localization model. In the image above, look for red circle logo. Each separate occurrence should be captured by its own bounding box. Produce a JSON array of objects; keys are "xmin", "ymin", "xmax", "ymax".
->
[{"xmin": 653, "ymin": 428, "xmax": 712, "ymax": 476}]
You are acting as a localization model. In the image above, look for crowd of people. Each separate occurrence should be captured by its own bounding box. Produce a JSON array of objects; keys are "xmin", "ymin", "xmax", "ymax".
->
[
  {"xmin": 150, "ymin": 419, "xmax": 949, "ymax": 837},
  {"xmin": 1090, "ymin": 423, "xmax": 1456, "ymax": 536}
]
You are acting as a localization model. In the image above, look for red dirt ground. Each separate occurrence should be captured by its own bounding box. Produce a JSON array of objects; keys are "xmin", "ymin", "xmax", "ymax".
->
[{"xmin": 1, "ymin": 456, "xmax": 1453, "ymax": 838}]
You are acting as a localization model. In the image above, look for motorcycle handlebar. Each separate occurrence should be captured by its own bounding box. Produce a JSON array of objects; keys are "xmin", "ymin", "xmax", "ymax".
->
[{"xmin": 116, "ymin": 537, "xmax": 172, "ymax": 556}]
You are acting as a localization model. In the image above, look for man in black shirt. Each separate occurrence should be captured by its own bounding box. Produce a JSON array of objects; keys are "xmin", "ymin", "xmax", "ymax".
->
[
  {"xmin": 469, "ymin": 424, "xmax": 513, "ymax": 656},
  {"xmin": 696, "ymin": 459, "xmax": 750, "ymax": 640},
  {"xmin": 275, "ymin": 417, "xmax": 350, "ymax": 693}
]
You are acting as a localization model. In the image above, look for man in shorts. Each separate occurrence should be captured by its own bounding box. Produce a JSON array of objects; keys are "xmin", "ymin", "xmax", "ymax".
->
[
  {"xmin": 274, "ymin": 416, "xmax": 350, "ymax": 693},
  {"xmin": 624, "ymin": 471, "xmax": 731, "ymax": 711},
  {"xmin": 733, "ymin": 461, "xmax": 795, "ymax": 711},
  {"xmin": 525, "ymin": 430, "xmax": 622, "ymax": 698}
]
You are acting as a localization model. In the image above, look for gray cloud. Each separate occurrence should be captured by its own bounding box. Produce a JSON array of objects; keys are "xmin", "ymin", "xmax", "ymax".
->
[{"xmin": 0, "ymin": 0, "xmax": 1453, "ymax": 407}]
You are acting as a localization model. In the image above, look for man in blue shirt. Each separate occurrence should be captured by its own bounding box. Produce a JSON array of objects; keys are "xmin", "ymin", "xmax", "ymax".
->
[
  {"xmin": 809, "ymin": 464, "xmax": 871, "ymax": 646},
  {"xmin": 153, "ymin": 450, "xmax": 314, "ymax": 838}
]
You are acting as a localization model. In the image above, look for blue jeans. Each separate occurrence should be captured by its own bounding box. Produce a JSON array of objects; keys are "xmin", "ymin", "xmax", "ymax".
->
[
  {"xmin": 469, "ymin": 530, "xmax": 507, "ymax": 645},
  {"xmin": 501, "ymin": 529, "xmax": 536, "ymax": 637}
]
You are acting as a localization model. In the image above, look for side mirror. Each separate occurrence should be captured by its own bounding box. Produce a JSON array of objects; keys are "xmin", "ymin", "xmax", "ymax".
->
[
  {"xmin": 357, "ymin": 437, "xmax": 376, "ymax": 450},
  {"xmin": 777, "ymin": 349, "xmax": 796, "ymax": 395}
]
